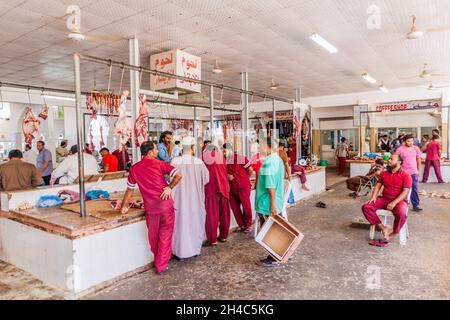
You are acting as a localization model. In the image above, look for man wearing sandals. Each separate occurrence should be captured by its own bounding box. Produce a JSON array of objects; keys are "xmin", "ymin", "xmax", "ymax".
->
[{"xmin": 362, "ymin": 154, "xmax": 412, "ymax": 242}]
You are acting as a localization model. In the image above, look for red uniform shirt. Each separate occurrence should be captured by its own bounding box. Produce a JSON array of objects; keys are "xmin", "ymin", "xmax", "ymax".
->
[
  {"xmin": 103, "ymin": 154, "xmax": 118, "ymax": 172},
  {"xmin": 112, "ymin": 149, "xmax": 130, "ymax": 171},
  {"xmin": 289, "ymin": 142, "xmax": 297, "ymax": 165},
  {"xmin": 378, "ymin": 169, "xmax": 412, "ymax": 200},
  {"xmin": 227, "ymin": 153, "xmax": 252, "ymax": 190},
  {"xmin": 127, "ymin": 157, "xmax": 178, "ymax": 215},
  {"xmin": 426, "ymin": 140, "xmax": 441, "ymax": 161},
  {"xmin": 203, "ymin": 150, "xmax": 229, "ymax": 198}
]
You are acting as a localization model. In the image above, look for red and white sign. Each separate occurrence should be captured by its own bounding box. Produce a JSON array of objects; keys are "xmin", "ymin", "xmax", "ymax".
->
[
  {"xmin": 375, "ymin": 103, "xmax": 408, "ymax": 111},
  {"xmin": 150, "ymin": 49, "xmax": 201, "ymax": 93}
]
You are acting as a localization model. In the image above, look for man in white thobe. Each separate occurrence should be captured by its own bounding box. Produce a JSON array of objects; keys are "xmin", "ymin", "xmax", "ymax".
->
[
  {"xmin": 51, "ymin": 145, "xmax": 99, "ymax": 185},
  {"xmin": 171, "ymin": 137, "xmax": 210, "ymax": 260}
]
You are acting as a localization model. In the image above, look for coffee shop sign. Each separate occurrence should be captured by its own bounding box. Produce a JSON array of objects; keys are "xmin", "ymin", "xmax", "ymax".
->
[{"xmin": 375, "ymin": 101, "xmax": 440, "ymax": 111}]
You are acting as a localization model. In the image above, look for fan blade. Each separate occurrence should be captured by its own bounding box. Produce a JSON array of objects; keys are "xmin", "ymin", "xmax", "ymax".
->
[
  {"xmin": 427, "ymin": 25, "xmax": 450, "ymax": 33},
  {"xmin": 88, "ymin": 34, "xmax": 124, "ymax": 43}
]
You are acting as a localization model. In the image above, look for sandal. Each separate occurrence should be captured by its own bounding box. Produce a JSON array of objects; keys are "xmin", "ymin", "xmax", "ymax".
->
[
  {"xmin": 369, "ymin": 240, "xmax": 389, "ymax": 247},
  {"xmin": 316, "ymin": 202, "xmax": 327, "ymax": 208}
]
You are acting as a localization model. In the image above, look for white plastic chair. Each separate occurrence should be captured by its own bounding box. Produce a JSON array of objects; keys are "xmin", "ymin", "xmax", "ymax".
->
[
  {"xmin": 254, "ymin": 179, "xmax": 291, "ymax": 238},
  {"xmin": 369, "ymin": 190, "xmax": 411, "ymax": 245}
]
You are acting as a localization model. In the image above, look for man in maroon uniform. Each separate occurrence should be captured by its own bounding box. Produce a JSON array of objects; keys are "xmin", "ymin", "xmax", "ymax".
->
[
  {"xmin": 223, "ymin": 143, "xmax": 254, "ymax": 233},
  {"xmin": 118, "ymin": 141, "xmax": 182, "ymax": 274},
  {"xmin": 202, "ymin": 144, "xmax": 231, "ymax": 245},
  {"xmin": 112, "ymin": 142, "xmax": 131, "ymax": 171},
  {"xmin": 362, "ymin": 154, "xmax": 412, "ymax": 242}
]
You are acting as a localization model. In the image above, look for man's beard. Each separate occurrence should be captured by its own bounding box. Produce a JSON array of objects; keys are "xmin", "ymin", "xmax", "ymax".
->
[{"xmin": 387, "ymin": 164, "xmax": 397, "ymax": 172}]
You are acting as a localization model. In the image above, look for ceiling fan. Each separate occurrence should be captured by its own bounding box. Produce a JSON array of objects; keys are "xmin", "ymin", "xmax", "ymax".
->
[
  {"xmin": 405, "ymin": 64, "xmax": 449, "ymax": 80},
  {"xmin": 427, "ymin": 82, "xmax": 450, "ymax": 90},
  {"xmin": 406, "ymin": 15, "xmax": 450, "ymax": 40},
  {"xmin": 51, "ymin": 5, "xmax": 123, "ymax": 46}
]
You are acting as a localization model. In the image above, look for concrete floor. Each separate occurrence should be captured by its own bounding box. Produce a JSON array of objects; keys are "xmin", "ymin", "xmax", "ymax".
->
[
  {"xmin": 1, "ymin": 175, "xmax": 449, "ymax": 300},
  {"xmin": 0, "ymin": 260, "xmax": 66, "ymax": 300},
  {"xmin": 88, "ymin": 180, "xmax": 450, "ymax": 300}
]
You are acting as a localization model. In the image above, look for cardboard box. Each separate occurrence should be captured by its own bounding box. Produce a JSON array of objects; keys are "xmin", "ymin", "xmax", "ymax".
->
[{"xmin": 255, "ymin": 215, "xmax": 304, "ymax": 263}]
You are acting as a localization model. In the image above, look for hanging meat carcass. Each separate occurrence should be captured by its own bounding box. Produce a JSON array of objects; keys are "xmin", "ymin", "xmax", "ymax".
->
[
  {"xmin": 293, "ymin": 115, "xmax": 302, "ymax": 138},
  {"xmin": 39, "ymin": 105, "xmax": 49, "ymax": 120},
  {"xmin": 22, "ymin": 108, "xmax": 40, "ymax": 145},
  {"xmin": 134, "ymin": 94, "xmax": 148, "ymax": 147},
  {"xmin": 114, "ymin": 90, "xmax": 132, "ymax": 151},
  {"xmin": 86, "ymin": 92, "xmax": 98, "ymax": 119}
]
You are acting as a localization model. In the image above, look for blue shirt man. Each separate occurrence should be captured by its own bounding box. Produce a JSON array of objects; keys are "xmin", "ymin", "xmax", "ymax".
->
[
  {"xmin": 157, "ymin": 131, "xmax": 174, "ymax": 163},
  {"xmin": 36, "ymin": 140, "xmax": 54, "ymax": 185}
]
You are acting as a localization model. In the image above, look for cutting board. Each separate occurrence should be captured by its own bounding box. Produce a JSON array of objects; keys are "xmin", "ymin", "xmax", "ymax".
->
[{"xmin": 61, "ymin": 199, "xmax": 145, "ymax": 220}]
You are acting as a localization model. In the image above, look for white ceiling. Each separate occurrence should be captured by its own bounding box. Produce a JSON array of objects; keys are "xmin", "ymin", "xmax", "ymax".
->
[{"xmin": 1, "ymin": 0, "xmax": 450, "ymax": 104}]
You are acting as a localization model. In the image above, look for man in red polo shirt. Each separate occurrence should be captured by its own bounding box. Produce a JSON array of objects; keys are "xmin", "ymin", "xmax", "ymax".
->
[
  {"xmin": 422, "ymin": 134, "xmax": 444, "ymax": 183},
  {"xmin": 202, "ymin": 144, "xmax": 231, "ymax": 245},
  {"xmin": 118, "ymin": 141, "xmax": 182, "ymax": 274},
  {"xmin": 362, "ymin": 154, "xmax": 412, "ymax": 242},
  {"xmin": 223, "ymin": 143, "xmax": 254, "ymax": 233}
]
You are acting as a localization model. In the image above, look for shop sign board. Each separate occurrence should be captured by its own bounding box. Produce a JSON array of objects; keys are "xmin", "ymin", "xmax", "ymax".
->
[
  {"xmin": 375, "ymin": 101, "xmax": 440, "ymax": 112},
  {"xmin": 150, "ymin": 49, "xmax": 201, "ymax": 93}
]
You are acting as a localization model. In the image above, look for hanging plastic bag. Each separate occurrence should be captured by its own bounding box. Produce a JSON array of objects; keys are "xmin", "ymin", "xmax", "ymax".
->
[{"xmin": 288, "ymin": 189, "xmax": 295, "ymax": 204}]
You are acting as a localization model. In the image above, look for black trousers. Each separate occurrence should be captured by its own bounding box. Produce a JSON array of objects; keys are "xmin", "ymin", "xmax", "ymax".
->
[{"xmin": 42, "ymin": 175, "xmax": 51, "ymax": 186}]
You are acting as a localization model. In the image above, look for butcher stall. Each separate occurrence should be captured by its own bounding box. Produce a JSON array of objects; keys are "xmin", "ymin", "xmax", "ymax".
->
[{"xmin": 0, "ymin": 53, "xmax": 326, "ymax": 298}]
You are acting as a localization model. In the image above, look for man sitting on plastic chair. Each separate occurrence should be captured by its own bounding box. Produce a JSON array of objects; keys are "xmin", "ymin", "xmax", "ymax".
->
[{"xmin": 361, "ymin": 154, "xmax": 412, "ymax": 244}]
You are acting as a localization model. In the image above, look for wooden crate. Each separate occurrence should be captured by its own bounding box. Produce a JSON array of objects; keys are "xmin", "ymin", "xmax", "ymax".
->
[{"xmin": 255, "ymin": 215, "xmax": 304, "ymax": 263}]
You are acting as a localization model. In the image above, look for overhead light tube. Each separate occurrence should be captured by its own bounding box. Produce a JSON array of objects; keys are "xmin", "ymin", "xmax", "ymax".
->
[
  {"xmin": 41, "ymin": 94, "xmax": 76, "ymax": 102},
  {"xmin": 310, "ymin": 33, "xmax": 338, "ymax": 54},
  {"xmin": 362, "ymin": 73, "xmax": 377, "ymax": 84},
  {"xmin": 379, "ymin": 85, "xmax": 389, "ymax": 93}
]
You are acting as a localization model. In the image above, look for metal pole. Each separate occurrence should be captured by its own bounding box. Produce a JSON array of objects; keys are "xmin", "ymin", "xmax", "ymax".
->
[
  {"xmin": 129, "ymin": 38, "xmax": 140, "ymax": 163},
  {"xmin": 359, "ymin": 112, "xmax": 362, "ymax": 157},
  {"xmin": 73, "ymin": 54, "xmax": 86, "ymax": 218},
  {"xmin": 241, "ymin": 72, "xmax": 249, "ymax": 157},
  {"xmin": 272, "ymin": 99, "xmax": 277, "ymax": 141},
  {"xmin": 295, "ymin": 88, "xmax": 301, "ymax": 162},
  {"xmin": 193, "ymin": 106, "xmax": 199, "ymax": 157},
  {"xmin": 447, "ymin": 104, "xmax": 450, "ymax": 158},
  {"xmin": 209, "ymin": 85, "xmax": 214, "ymax": 143}
]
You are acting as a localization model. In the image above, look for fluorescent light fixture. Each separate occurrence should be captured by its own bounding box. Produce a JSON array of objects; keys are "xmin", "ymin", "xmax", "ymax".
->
[
  {"xmin": 41, "ymin": 94, "xmax": 75, "ymax": 102},
  {"xmin": 269, "ymin": 79, "xmax": 279, "ymax": 90},
  {"xmin": 310, "ymin": 33, "xmax": 338, "ymax": 53},
  {"xmin": 362, "ymin": 73, "xmax": 377, "ymax": 84},
  {"xmin": 139, "ymin": 89, "xmax": 178, "ymax": 100},
  {"xmin": 379, "ymin": 85, "xmax": 389, "ymax": 93},
  {"xmin": 212, "ymin": 60, "xmax": 222, "ymax": 74}
]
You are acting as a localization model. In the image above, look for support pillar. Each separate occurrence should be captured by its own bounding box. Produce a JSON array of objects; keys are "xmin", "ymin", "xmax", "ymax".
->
[
  {"xmin": 272, "ymin": 99, "xmax": 276, "ymax": 142},
  {"xmin": 371, "ymin": 128, "xmax": 378, "ymax": 153},
  {"xmin": 73, "ymin": 53, "xmax": 86, "ymax": 218},
  {"xmin": 241, "ymin": 72, "xmax": 249, "ymax": 157},
  {"xmin": 193, "ymin": 106, "xmax": 199, "ymax": 157},
  {"xmin": 295, "ymin": 88, "xmax": 301, "ymax": 162},
  {"xmin": 359, "ymin": 126, "xmax": 366, "ymax": 154},
  {"xmin": 129, "ymin": 38, "xmax": 140, "ymax": 163},
  {"xmin": 209, "ymin": 85, "xmax": 214, "ymax": 144},
  {"xmin": 312, "ymin": 130, "xmax": 321, "ymax": 159}
]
